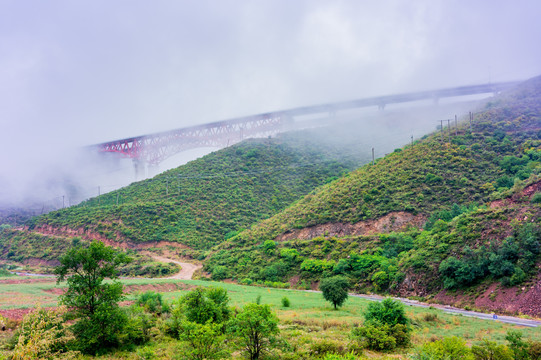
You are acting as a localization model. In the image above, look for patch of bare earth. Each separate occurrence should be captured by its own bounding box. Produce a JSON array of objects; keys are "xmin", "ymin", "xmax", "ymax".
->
[
  {"xmin": 26, "ymin": 225, "xmax": 190, "ymax": 251},
  {"xmin": 434, "ymin": 273, "xmax": 541, "ymax": 317},
  {"xmin": 275, "ymin": 211, "xmax": 425, "ymax": 241}
]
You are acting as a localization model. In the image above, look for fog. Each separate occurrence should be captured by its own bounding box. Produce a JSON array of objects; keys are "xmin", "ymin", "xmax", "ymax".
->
[{"xmin": 1, "ymin": 0, "xmax": 540, "ymax": 210}]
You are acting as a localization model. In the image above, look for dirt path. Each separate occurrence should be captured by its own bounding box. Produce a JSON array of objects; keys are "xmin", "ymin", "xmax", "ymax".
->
[{"xmin": 150, "ymin": 255, "xmax": 202, "ymax": 280}]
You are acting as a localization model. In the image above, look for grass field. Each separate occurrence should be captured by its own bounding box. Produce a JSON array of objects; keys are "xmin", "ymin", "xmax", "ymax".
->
[{"xmin": 2, "ymin": 276, "xmax": 540, "ymax": 359}]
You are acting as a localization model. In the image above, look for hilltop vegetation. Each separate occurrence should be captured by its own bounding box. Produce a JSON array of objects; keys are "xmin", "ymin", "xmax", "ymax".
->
[
  {"xmin": 206, "ymin": 76, "xmax": 541, "ymax": 313},
  {"xmin": 25, "ymin": 134, "xmax": 361, "ymax": 251}
]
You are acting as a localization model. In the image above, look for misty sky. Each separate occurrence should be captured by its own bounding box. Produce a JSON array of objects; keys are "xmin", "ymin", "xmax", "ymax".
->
[{"xmin": 1, "ymin": 0, "xmax": 541, "ymax": 204}]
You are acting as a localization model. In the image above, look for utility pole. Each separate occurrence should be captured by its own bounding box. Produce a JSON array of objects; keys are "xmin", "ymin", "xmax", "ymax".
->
[
  {"xmin": 62, "ymin": 195, "xmax": 65, "ymax": 209},
  {"xmin": 116, "ymin": 193, "xmax": 119, "ymax": 205},
  {"xmin": 455, "ymin": 115, "xmax": 458, "ymax": 136},
  {"xmin": 98, "ymin": 186, "xmax": 101, "ymax": 204},
  {"xmin": 166, "ymin": 179, "xmax": 169, "ymax": 196},
  {"xmin": 469, "ymin": 112, "xmax": 473, "ymax": 131},
  {"xmin": 440, "ymin": 120, "xmax": 444, "ymax": 141},
  {"xmin": 447, "ymin": 119, "xmax": 451, "ymax": 142},
  {"xmin": 372, "ymin": 147, "xmax": 375, "ymax": 165},
  {"xmin": 411, "ymin": 135, "xmax": 413, "ymax": 147}
]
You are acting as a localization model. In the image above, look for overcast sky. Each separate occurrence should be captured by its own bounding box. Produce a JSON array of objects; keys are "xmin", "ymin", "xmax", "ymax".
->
[{"xmin": 1, "ymin": 0, "xmax": 541, "ymax": 203}]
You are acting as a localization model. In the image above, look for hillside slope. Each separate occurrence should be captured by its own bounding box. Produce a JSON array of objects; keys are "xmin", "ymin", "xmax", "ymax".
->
[
  {"xmin": 223, "ymin": 76, "xmax": 541, "ymax": 245},
  {"xmin": 205, "ymin": 76, "xmax": 541, "ymax": 314},
  {"xmin": 22, "ymin": 134, "xmax": 361, "ymax": 251}
]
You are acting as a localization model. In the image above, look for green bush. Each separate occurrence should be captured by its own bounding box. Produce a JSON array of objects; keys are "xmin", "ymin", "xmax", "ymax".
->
[
  {"xmin": 364, "ymin": 298, "xmax": 409, "ymax": 327},
  {"xmin": 471, "ymin": 340, "xmax": 513, "ymax": 360},
  {"xmin": 413, "ymin": 336, "xmax": 473, "ymax": 360},
  {"xmin": 281, "ymin": 296, "xmax": 290, "ymax": 308},
  {"xmin": 310, "ymin": 339, "xmax": 345, "ymax": 356},
  {"xmin": 211, "ymin": 266, "xmax": 229, "ymax": 280},
  {"xmin": 121, "ymin": 305, "xmax": 154, "ymax": 346},
  {"xmin": 136, "ymin": 291, "xmax": 169, "ymax": 315},
  {"xmin": 10, "ymin": 306, "xmax": 76, "ymax": 360},
  {"xmin": 531, "ymin": 192, "xmax": 541, "ymax": 203},
  {"xmin": 351, "ymin": 323, "xmax": 396, "ymax": 351}
]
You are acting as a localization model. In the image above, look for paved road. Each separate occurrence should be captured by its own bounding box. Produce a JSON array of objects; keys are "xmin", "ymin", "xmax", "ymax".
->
[{"xmin": 350, "ymin": 293, "xmax": 541, "ymax": 328}]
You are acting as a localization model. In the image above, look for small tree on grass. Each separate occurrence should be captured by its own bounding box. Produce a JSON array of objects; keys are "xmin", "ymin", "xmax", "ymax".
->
[
  {"xmin": 319, "ymin": 276, "xmax": 350, "ymax": 310},
  {"xmin": 55, "ymin": 240, "xmax": 131, "ymax": 354},
  {"xmin": 228, "ymin": 303, "xmax": 279, "ymax": 360}
]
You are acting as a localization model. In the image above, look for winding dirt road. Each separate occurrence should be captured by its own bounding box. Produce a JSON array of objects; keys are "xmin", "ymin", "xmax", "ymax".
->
[{"xmin": 150, "ymin": 255, "xmax": 202, "ymax": 280}]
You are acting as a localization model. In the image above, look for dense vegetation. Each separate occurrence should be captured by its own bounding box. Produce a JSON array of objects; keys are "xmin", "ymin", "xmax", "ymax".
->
[{"xmin": 26, "ymin": 134, "xmax": 361, "ymax": 251}]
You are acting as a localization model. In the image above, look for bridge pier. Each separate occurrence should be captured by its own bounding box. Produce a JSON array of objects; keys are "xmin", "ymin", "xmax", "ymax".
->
[{"xmin": 133, "ymin": 159, "xmax": 145, "ymax": 180}]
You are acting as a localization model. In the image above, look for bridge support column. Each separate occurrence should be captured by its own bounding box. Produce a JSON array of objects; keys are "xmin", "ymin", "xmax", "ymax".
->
[{"xmin": 133, "ymin": 159, "xmax": 145, "ymax": 180}]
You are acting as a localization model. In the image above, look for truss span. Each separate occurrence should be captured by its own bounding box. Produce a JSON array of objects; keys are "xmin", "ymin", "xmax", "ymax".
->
[
  {"xmin": 94, "ymin": 81, "xmax": 520, "ymax": 165},
  {"xmin": 96, "ymin": 113, "xmax": 289, "ymax": 165}
]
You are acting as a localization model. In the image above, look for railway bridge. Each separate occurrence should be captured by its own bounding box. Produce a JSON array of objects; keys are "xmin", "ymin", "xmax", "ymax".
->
[{"xmin": 93, "ymin": 81, "xmax": 519, "ymax": 166}]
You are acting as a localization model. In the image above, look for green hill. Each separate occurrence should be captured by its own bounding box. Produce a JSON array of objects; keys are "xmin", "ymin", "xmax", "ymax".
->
[
  {"xmin": 205, "ymin": 76, "xmax": 541, "ymax": 313},
  {"xmin": 23, "ymin": 134, "xmax": 361, "ymax": 252}
]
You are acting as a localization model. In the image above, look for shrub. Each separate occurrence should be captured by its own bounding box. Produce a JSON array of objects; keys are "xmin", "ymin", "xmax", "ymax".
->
[
  {"xmin": 413, "ymin": 336, "xmax": 473, "ymax": 360},
  {"xmin": 505, "ymin": 330, "xmax": 529, "ymax": 360},
  {"xmin": 322, "ymin": 353, "xmax": 358, "ymax": 360},
  {"xmin": 364, "ymin": 298, "xmax": 409, "ymax": 326},
  {"xmin": 310, "ymin": 339, "xmax": 345, "ymax": 356},
  {"xmin": 471, "ymin": 340, "xmax": 513, "ymax": 360},
  {"xmin": 11, "ymin": 306, "xmax": 76, "ymax": 360},
  {"xmin": 319, "ymin": 276, "xmax": 351, "ymax": 310},
  {"xmin": 121, "ymin": 305, "xmax": 154, "ymax": 346},
  {"xmin": 177, "ymin": 321, "xmax": 230, "ymax": 360},
  {"xmin": 531, "ymin": 192, "xmax": 541, "ymax": 203},
  {"xmin": 211, "ymin": 266, "xmax": 229, "ymax": 280},
  {"xmin": 136, "ymin": 291, "xmax": 169, "ymax": 315},
  {"xmin": 281, "ymin": 296, "xmax": 290, "ymax": 308},
  {"xmin": 351, "ymin": 323, "xmax": 396, "ymax": 351}
]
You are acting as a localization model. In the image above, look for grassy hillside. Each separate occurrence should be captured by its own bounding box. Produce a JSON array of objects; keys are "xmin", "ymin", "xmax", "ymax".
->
[
  {"xmin": 24, "ymin": 134, "xmax": 361, "ymax": 251},
  {"xmin": 205, "ymin": 76, "xmax": 541, "ymax": 312},
  {"xmin": 223, "ymin": 76, "xmax": 541, "ymax": 246}
]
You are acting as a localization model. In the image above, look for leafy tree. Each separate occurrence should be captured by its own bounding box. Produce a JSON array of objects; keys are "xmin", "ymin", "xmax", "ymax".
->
[
  {"xmin": 166, "ymin": 287, "xmax": 230, "ymax": 338},
  {"xmin": 55, "ymin": 240, "xmax": 131, "ymax": 354},
  {"xmin": 228, "ymin": 303, "xmax": 279, "ymax": 360},
  {"xmin": 364, "ymin": 298, "xmax": 409, "ymax": 327},
  {"xmin": 319, "ymin": 276, "xmax": 350, "ymax": 310},
  {"xmin": 471, "ymin": 340, "xmax": 513, "ymax": 360},
  {"xmin": 182, "ymin": 287, "xmax": 230, "ymax": 325},
  {"xmin": 177, "ymin": 321, "xmax": 230, "ymax": 360}
]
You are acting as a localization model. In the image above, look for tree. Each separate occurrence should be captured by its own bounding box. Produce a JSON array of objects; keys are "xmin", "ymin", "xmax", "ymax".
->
[
  {"xmin": 55, "ymin": 240, "xmax": 131, "ymax": 354},
  {"xmin": 319, "ymin": 276, "xmax": 350, "ymax": 309},
  {"xmin": 228, "ymin": 303, "xmax": 279, "ymax": 360},
  {"xmin": 177, "ymin": 321, "xmax": 230, "ymax": 360},
  {"xmin": 182, "ymin": 287, "xmax": 230, "ymax": 325},
  {"xmin": 364, "ymin": 298, "xmax": 409, "ymax": 327}
]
